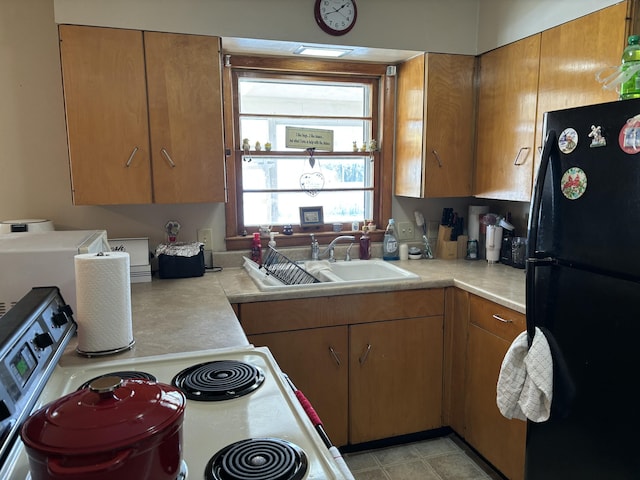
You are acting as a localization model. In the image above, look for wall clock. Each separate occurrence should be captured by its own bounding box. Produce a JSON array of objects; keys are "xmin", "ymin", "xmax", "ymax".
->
[{"xmin": 314, "ymin": 0, "xmax": 357, "ymax": 36}]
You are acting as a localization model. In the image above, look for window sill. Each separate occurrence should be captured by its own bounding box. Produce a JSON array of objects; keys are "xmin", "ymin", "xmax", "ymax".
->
[{"xmin": 225, "ymin": 230, "xmax": 384, "ymax": 251}]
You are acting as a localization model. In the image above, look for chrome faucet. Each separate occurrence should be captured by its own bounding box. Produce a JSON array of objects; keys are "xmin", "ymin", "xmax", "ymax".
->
[
  {"xmin": 320, "ymin": 235, "xmax": 356, "ymax": 262},
  {"xmin": 310, "ymin": 234, "xmax": 320, "ymax": 260}
]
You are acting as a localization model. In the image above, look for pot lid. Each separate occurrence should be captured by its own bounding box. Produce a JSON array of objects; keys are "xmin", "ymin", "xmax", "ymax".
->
[{"xmin": 21, "ymin": 377, "xmax": 185, "ymax": 453}]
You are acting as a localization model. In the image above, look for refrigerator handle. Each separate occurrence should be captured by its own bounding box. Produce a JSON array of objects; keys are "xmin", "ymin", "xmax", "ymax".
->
[
  {"xmin": 525, "ymin": 129, "xmax": 556, "ymax": 345},
  {"xmin": 526, "ymin": 129, "xmax": 557, "ymax": 260}
]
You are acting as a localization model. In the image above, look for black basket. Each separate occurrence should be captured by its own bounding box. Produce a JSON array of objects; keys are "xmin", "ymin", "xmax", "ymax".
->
[{"xmin": 158, "ymin": 245, "xmax": 205, "ymax": 279}]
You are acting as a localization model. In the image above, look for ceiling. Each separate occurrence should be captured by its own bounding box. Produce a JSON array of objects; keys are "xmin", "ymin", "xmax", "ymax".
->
[{"xmin": 221, "ymin": 37, "xmax": 422, "ymax": 64}]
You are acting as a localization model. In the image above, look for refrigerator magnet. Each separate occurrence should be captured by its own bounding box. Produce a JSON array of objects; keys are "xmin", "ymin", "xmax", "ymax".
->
[
  {"xmin": 558, "ymin": 128, "xmax": 578, "ymax": 154},
  {"xmin": 561, "ymin": 167, "xmax": 587, "ymax": 200},
  {"xmin": 619, "ymin": 114, "xmax": 640, "ymax": 154},
  {"xmin": 588, "ymin": 125, "xmax": 606, "ymax": 148}
]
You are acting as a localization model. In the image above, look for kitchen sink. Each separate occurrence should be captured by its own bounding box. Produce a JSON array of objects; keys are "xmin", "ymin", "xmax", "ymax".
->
[{"xmin": 243, "ymin": 257, "xmax": 420, "ymax": 291}]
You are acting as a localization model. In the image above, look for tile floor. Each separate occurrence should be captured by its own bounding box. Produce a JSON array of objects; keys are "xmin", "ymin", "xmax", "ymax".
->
[{"xmin": 343, "ymin": 434, "xmax": 505, "ymax": 480}]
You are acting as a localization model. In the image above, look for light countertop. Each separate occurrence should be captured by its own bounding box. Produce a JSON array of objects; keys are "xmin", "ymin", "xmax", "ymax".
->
[
  {"xmin": 220, "ymin": 258, "xmax": 526, "ymax": 313},
  {"xmin": 59, "ymin": 257, "xmax": 525, "ymax": 366}
]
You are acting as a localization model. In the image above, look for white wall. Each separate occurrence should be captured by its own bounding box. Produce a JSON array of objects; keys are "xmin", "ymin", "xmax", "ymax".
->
[
  {"xmin": 477, "ymin": 0, "xmax": 623, "ymax": 53},
  {"xmin": 53, "ymin": 0, "xmax": 480, "ymax": 55}
]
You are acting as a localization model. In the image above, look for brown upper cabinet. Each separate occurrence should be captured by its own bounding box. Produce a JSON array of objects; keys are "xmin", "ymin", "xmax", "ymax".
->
[
  {"xmin": 475, "ymin": 2, "xmax": 629, "ymax": 201},
  {"xmin": 59, "ymin": 26, "xmax": 226, "ymax": 205},
  {"xmin": 395, "ymin": 53, "xmax": 475, "ymax": 198},
  {"xmin": 474, "ymin": 34, "xmax": 541, "ymax": 202},
  {"xmin": 533, "ymin": 1, "xmax": 627, "ymax": 175}
]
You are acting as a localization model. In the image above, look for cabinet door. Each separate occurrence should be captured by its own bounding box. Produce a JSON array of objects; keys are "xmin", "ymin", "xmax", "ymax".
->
[
  {"xmin": 533, "ymin": 2, "xmax": 628, "ymax": 175},
  {"xmin": 443, "ymin": 287, "xmax": 468, "ymax": 434},
  {"xmin": 395, "ymin": 54, "xmax": 474, "ymax": 198},
  {"xmin": 59, "ymin": 25, "xmax": 152, "ymax": 205},
  {"xmin": 465, "ymin": 296, "xmax": 526, "ymax": 480},
  {"xmin": 249, "ymin": 327, "xmax": 349, "ymax": 447},
  {"xmin": 145, "ymin": 32, "xmax": 226, "ymax": 203},
  {"xmin": 475, "ymin": 35, "xmax": 540, "ymax": 201},
  {"xmin": 349, "ymin": 316, "xmax": 443, "ymax": 444}
]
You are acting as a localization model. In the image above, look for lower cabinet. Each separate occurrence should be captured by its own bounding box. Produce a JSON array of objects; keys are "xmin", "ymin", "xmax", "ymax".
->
[
  {"xmin": 349, "ymin": 316, "xmax": 443, "ymax": 444},
  {"xmin": 464, "ymin": 294, "xmax": 527, "ymax": 480},
  {"xmin": 237, "ymin": 289, "xmax": 444, "ymax": 447},
  {"xmin": 248, "ymin": 326, "xmax": 349, "ymax": 446}
]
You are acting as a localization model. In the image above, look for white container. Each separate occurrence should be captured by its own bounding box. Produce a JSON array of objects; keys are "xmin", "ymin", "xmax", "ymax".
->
[
  {"xmin": 109, "ymin": 237, "xmax": 152, "ymax": 284},
  {"xmin": 467, "ymin": 206, "xmax": 489, "ymax": 241},
  {"xmin": 0, "ymin": 230, "xmax": 110, "ymax": 316},
  {"xmin": 0, "ymin": 219, "xmax": 54, "ymax": 233},
  {"xmin": 485, "ymin": 225, "xmax": 503, "ymax": 264}
]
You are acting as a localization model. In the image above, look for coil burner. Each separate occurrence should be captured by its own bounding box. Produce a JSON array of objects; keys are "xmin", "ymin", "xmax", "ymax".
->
[
  {"xmin": 205, "ymin": 438, "xmax": 308, "ymax": 480},
  {"xmin": 172, "ymin": 360, "xmax": 265, "ymax": 401}
]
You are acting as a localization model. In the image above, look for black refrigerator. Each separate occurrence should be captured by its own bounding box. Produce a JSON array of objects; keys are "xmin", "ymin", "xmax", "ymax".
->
[{"xmin": 525, "ymin": 98, "xmax": 640, "ymax": 479}]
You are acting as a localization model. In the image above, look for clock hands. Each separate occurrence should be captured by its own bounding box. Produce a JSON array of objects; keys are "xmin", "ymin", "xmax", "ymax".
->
[{"xmin": 327, "ymin": 3, "xmax": 350, "ymax": 20}]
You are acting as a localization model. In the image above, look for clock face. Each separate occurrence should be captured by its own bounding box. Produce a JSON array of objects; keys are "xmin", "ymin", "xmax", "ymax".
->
[{"xmin": 314, "ymin": 0, "xmax": 357, "ymax": 36}]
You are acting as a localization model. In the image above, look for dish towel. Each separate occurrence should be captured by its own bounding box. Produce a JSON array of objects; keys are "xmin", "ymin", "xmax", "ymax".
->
[{"xmin": 496, "ymin": 327, "xmax": 553, "ymax": 422}]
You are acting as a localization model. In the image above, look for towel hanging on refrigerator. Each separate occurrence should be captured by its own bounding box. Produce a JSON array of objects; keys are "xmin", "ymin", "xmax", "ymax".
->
[{"xmin": 496, "ymin": 327, "xmax": 553, "ymax": 422}]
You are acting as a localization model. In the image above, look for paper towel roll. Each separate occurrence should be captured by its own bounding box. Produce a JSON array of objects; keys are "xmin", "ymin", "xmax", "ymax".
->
[
  {"xmin": 468, "ymin": 205, "xmax": 490, "ymax": 241},
  {"xmin": 74, "ymin": 252, "xmax": 134, "ymax": 356}
]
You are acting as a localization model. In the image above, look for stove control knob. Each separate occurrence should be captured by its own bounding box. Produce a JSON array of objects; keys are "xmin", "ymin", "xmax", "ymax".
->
[
  {"xmin": 33, "ymin": 332, "xmax": 54, "ymax": 350},
  {"xmin": 52, "ymin": 311, "xmax": 68, "ymax": 327},
  {"xmin": 59, "ymin": 304, "xmax": 73, "ymax": 317}
]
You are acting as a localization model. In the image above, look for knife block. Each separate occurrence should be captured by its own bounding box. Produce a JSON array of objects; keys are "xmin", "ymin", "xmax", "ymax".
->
[{"xmin": 436, "ymin": 226, "xmax": 458, "ymax": 259}]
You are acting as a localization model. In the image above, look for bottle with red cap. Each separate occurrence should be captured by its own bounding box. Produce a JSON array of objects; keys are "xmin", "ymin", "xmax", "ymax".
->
[{"xmin": 250, "ymin": 232, "xmax": 262, "ymax": 264}]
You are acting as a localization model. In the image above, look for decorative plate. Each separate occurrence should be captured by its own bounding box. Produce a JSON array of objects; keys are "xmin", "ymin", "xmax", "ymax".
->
[
  {"xmin": 560, "ymin": 167, "xmax": 587, "ymax": 200},
  {"xmin": 558, "ymin": 128, "xmax": 578, "ymax": 154}
]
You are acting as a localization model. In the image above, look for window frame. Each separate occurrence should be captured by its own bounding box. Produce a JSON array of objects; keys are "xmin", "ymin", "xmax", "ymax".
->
[{"xmin": 223, "ymin": 55, "xmax": 395, "ymax": 250}]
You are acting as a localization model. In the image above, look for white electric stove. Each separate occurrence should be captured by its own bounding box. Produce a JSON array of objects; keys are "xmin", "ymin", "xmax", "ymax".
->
[{"xmin": 0, "ymin": 288, "xmax": 353, "ymax": 480}]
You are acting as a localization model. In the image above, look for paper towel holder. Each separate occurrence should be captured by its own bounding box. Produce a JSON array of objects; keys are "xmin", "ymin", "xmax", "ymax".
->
[{"xmin": 76, "ymin": 339, "xmax": 136, "ymax": 358}]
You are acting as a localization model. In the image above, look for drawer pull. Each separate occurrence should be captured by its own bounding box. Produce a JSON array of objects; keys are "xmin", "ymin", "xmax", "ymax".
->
[
  {"xmin": 161, "ymin": 148, "xmax": 176, "ymax": 168},
  {"xmin": 431, "ymin": 149, "xmax": 443, "ymax": 168},
  {"xmin": 328, "ymin": 346, "xmax": 341, "ymax": 366},
  {"xmin": 492, "ymin": 314, "xmax": 513, "ymax": 324},
  {"xmin": 513, "ymin": 146, "xmax": 530, "ymax": 166},
  {"xmin": 359, "ymin": 344, "xmax": 372, "ymax": 365},
  {"xmin": 125, "ymin": 146, "xmax": 139, "ymax": 167}
]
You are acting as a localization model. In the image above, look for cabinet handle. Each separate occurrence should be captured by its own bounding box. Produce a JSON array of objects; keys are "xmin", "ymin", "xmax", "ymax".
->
[
  {"xmin": 328, "ymin": 346, "xmax": 341, "ymax": 366},
  {"xmin": 492, "ymin": 314, "xmax": 513, "ymax": 324},
  {"xmin": 431, "ymin": 150, "xmax": 443, "ymax": 168},
  {"xmin": 125, "ymin": 146, "xmax": 139, "ymax": 167},
  {"xmin": 513, "ymin": 147, "xmax": 530, "ymax": 166},
  {"xmin": 359, "ymin": 344, "xmax": 372, "ymax": 365},
  {"xmin": 161, "ymin": 148, "xmax": 176, "ymax": 168}
]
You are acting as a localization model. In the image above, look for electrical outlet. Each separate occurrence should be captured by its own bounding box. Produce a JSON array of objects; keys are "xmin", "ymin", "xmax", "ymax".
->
[
  {"xmin": 397, "ymin": 222, "xmax": 414, "ymax": 241},
  {"xmin": 197, "ymin": 228, "xmax": 213, "ymax": 248}
]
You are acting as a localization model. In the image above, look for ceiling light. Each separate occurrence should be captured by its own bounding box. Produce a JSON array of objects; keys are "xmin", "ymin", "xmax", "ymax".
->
[{"xmin": 294, "ymin": 45, "xmax": 352, "ymax": 58}]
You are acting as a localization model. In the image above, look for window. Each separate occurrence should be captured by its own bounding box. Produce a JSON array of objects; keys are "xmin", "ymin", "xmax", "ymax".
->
[{"xmin": 224, "ymin": 57, "xmax": 393, "ymax": 248}]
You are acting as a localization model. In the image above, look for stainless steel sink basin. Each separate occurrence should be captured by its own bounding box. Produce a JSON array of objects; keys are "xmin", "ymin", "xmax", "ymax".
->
[{"xmin": 243, "ymin": 257, "xmax": 420, "ymax": 291}]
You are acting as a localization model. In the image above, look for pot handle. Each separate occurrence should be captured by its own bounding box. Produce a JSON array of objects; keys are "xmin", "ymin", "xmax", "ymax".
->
[{"xmin": 47, "ymin": 448, "xmax": 133, "ymax": 476}]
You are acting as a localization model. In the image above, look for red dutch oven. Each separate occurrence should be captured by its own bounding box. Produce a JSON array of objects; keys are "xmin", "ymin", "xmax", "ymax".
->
[{"xmin": 20, "ymin": 376, "xmax": 186, "ymax": 480}]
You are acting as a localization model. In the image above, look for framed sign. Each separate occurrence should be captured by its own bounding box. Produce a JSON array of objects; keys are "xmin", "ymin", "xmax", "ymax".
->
[
  {"xmin": 286, "ymin": 127, "xmax": 333, "ymax": 151},
  {"xmin": 299, "ymin": 206, "xmax": 324, "ymax": 227}
]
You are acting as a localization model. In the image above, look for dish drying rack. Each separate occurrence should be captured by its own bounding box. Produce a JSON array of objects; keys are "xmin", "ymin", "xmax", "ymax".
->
[{"xmin": 261, "ymin": 247, "xmax": 320, "ymax": 286}]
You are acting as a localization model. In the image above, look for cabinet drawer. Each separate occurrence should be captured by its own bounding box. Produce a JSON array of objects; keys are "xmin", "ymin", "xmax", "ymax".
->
[
  {"xmin": 469, "ymin": 294, "xmax": 525, "ymax": 343},
  {"xmin": 238, "ymin": 289, "xmax": 445, "ymax": 335},
  {"xmin": 239, "ymin": 297, "xmax": 330, "ymax": 334}
]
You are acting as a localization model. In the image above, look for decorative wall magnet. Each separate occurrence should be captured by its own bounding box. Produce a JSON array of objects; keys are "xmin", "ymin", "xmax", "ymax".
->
[
  {"xmin": 588, "ymin": 125, "xmax": 606, "ymax": 148},
  {"xmin": 558, "ymin": 128, "xmax": 578, "ymax": 154},
  {"xmin": 561, "ymin": 167, "xmax": 587, "ymax": 200},
  {"xmin": 619, "ymin": 114, "xmax": 640, "ymax": 154}
]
